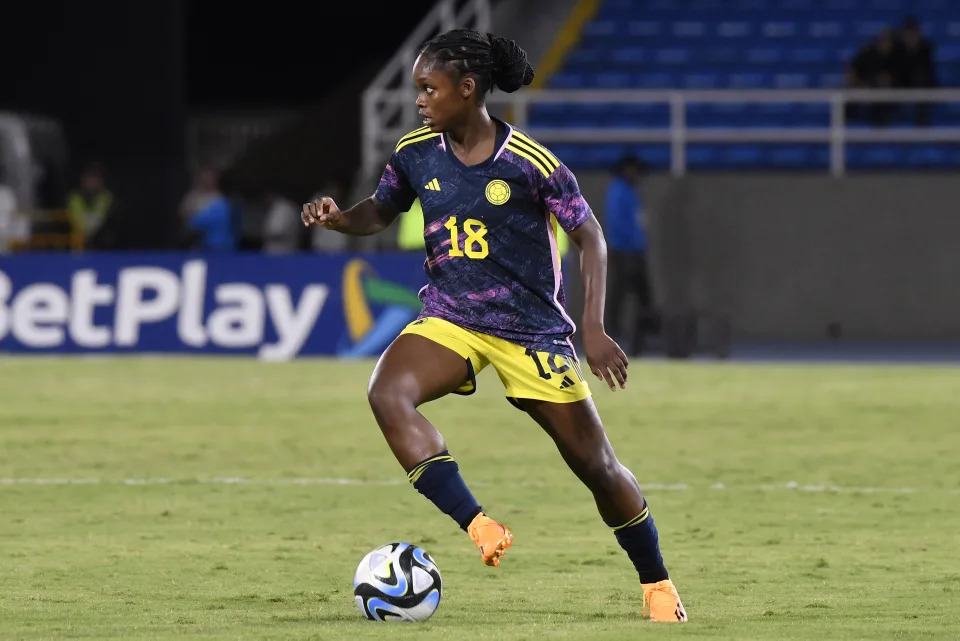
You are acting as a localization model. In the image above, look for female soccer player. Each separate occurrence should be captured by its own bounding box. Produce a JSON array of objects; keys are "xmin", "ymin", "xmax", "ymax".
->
[{"xmin": 302, "ymin": 29, "xmax": 687, "ymax": 622}]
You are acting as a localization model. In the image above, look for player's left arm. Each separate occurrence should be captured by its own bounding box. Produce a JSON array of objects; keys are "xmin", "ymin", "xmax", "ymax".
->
[
  {"xmin": 542, "ymin": 163, "xmax": 628, "ymax": 391},
  {"xmin": 567, "ymin": 215, "xmax": 628, "ymax": 391}
]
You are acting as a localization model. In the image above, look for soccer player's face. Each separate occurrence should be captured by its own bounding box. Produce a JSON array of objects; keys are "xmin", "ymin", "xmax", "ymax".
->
[{"xmin": 412, "ymin": 55, "xmax": 468, "ymax": 132}]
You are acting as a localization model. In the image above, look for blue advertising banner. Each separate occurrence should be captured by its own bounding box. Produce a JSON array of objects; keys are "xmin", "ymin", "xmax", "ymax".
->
[{"xmin": 0, "ymin": 252, "xmax": 428, "ymax": 358}]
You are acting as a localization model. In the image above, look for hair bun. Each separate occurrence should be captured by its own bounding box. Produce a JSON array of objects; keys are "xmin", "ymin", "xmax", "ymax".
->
[{"xmin": 488, "ymin": 34, "xmax": 535, "ymax": 93}]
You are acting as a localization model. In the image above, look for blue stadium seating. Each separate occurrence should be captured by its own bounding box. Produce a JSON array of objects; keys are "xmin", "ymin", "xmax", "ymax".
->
[{"xmin": 533, "ymin": 0, "xmax": 960, "ymax": 170}]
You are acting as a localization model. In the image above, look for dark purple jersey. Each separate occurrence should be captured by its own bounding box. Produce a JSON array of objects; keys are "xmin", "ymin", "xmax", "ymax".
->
[{"xmin": 374, "ymin": 119, "xmax": 591, "ymax": 356}]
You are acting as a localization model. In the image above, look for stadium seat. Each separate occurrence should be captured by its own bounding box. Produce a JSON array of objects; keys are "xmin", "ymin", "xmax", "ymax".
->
[
  {"xmin": 723, "ymin": 145, "xmax": 766, "ymax": 166},
  {"xmin": 610, "ymin": 47, "xmax": 649, "ymax": 65},
  {"xmin": 627, "ymin": 21, "xmax": 662, "ymax": 37},
  {"xmin": 789, "ymin": 47, "xmax": 831, "ymax": 64},
  {"xmin": 567, "ymin": 48, "xmax": 603, "ymax": 66},
  {"xmin": 905, "ymin": 146, "xmax": 950, "ymax": 166},
  {"xmin": 672, "ymin": 21, "xmax": 707, "ymax": 38},
  {"xmin": 773, "ymin": 73, "xmax": 811, "ymax": 88},
  {"xmin": 582, "ymin": 20, "xmax": 618, "ymax": 38},
  {"xmin": 634, "ymin": 72, "xmax": 679, "ymax": 88},
  {"xmin": 809, "ymin": 21, "xmax": 845, "ymax": 39},
  {"xmin": 549, "ymin": 72, "xmax": 587, "ymax": 89},
  {"xmin": 746, "ymin": 48, "xmax": 783, "ymax": 65},
  {"xmin": 762, "ymin": 22, "xmax": 799, "ymax": 39},
  {"xmin": 594, "ymin": 71, "xmax": 633, "ymax": 88},
  {"xmin": 682, "ymin": 72, "xmax": 723, "ymax": 89},
  {"xmin": 717, "ymin": 21, "xmax": 753, "ymax": 38}
]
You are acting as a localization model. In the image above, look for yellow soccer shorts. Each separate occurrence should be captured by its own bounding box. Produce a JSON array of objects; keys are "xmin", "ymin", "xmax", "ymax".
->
[{"xmin": 399, "ymin": 316, "xmax": 591, "ymax": 405}]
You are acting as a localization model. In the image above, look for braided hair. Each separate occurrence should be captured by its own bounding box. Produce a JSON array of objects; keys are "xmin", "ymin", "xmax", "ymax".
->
[{"xmin": 419, "ymin": 29, "xmax": 535, "ymax": 101}]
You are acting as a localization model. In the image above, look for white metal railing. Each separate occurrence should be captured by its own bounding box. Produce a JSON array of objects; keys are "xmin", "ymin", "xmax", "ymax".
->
[
  {"xmin": 364, "ymin": 88, "xmax": 960, "ymax": 176},
  {"xmin": 361, "ymin": 0, "xmax": 491, "ymax": 179}
]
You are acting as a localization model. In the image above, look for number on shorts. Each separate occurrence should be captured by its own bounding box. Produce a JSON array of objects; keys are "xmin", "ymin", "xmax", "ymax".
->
[{"xmin": 524, "ymin": 350, "xmax": 584, "ymax": 382}]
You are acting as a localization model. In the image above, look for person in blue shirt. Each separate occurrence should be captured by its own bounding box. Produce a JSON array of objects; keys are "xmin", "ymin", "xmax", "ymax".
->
[
  {"xmin": 186, "ymin": 168, "xmax": 238, "ymax": 251},
  {"xmin": 604, "ymin": 154, "xmax": 655, "ymax": 355}
]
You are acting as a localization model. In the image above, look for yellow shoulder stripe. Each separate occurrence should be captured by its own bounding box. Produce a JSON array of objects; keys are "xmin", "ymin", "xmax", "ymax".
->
[
  {"xmin": 506, "ymin": 142, "xmax": 553, "ymax": 177},
  {"xmin": 397, "ymin": 126, "xmax": 430, "ymax": 144},
  {"xmin": 511, "ymin": 132, "xmax": 560, "ymax": 168},
  {"xmin": 510, "ymin": 137, "xmax": 559, "ymax": 175},
  {"xmin": 396, "ymin": 132, "xmax": 440, "ymax": 153}
]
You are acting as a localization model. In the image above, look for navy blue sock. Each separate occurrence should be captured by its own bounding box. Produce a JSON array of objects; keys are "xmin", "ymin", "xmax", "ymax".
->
[
  {"xmin": 606, "ymin": 501, "xmax": 670, "ymax": 584},
  {"xmin": 407, "ymin": 451, "xmax": 482, "ymax": 531}
]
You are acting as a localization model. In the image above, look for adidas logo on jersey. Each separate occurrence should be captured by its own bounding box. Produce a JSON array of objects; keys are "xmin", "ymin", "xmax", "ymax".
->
[
  {"xmin": 424, "ymin": 178, "xmax": 441, "ymax": 191},
  {"xmin": 558, "ymin": 375, "xmax": 577, "ymax": 389}
]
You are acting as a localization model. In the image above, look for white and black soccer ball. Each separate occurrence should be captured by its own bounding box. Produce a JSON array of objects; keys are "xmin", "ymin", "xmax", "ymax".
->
[{"xmin": 353, "ymin": 542, "xmax": 442, "ymax": 622}]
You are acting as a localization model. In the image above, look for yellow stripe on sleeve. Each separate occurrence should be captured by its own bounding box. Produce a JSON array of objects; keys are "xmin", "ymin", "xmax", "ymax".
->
[
  {"xmin": 396, "ymin": 132, "xmax": 441, "ymax": 153},
  {"xmin": 512, "ymin": 132, "xmax": 561, "ymax": 169},
  {"xmin": 397, "ymin": 126, "xmax": 430, "ymax": 144},
  {"xmin": 506, "ymin": 142, "xmax": 552, "ymax": 177}
]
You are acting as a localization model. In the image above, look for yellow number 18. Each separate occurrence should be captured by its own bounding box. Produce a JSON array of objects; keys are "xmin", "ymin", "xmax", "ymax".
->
[{"xmin": 444, "ymin": 216, "xmax": 489, "ymax": 259}]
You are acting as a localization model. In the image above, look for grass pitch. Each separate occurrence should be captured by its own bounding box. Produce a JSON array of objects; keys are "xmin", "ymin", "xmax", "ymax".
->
[{"xmin": 1, "ymin": 357, "xmax": 958, "ymax": 640}]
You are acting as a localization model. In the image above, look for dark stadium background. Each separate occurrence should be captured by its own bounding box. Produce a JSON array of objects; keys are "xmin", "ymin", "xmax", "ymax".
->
[{"xmin": 0, "ymin": 0, "xmax": 436, "ymax": 240}]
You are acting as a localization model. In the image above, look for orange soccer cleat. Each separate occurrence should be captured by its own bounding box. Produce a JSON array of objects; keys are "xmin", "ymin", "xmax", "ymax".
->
[
  {"xmin": 642, "ymin": 579, "xmax": 688, "ymax": 623},
  {"xmin": 467, "ymin": 513, "xmax": 514, "ymax": 567}
]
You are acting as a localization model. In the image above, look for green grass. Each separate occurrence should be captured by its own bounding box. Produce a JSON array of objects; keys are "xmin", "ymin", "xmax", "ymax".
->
[{"xmin": 1, "ymin": 357, "xmax": 959, "ymax": 640}]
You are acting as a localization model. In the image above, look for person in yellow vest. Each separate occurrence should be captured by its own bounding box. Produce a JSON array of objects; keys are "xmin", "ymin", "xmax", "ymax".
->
[
  {"xmin": 66, "ymin": 162, "xmax": 116, "ymax": 250},
  {"xmin": 552, "ymin": 213, "xmax": 570, "ymax": 257},
  {"xmin": 397, "ymin": 197, "xmax": 426, "ymax": 250}
]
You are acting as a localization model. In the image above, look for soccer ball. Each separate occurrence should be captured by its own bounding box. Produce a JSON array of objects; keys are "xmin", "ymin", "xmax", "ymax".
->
[{"xmin": 353, "ymin": 542, "xmax": 442, "ymax": 622}]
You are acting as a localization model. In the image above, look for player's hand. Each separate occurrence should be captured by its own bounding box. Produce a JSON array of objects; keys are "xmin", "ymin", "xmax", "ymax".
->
[
  {"xmin": 583, "ymin": 330, "xmax": 628, "ymax": 391},
  {"xmin": 301, "ymin": 197, "xmax": 343, "ymax": 230}
]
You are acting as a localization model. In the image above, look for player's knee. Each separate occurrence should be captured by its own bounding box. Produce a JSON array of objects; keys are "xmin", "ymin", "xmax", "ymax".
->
[{"xmin": 367, "ymin": 374, "xmax": 417, "ymax": 418}]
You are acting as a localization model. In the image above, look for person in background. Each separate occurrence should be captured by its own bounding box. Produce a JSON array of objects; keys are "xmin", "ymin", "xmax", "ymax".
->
[
  {"xmin": 186, "ymin": 167, "xmax": 237, "ymax": 251},
  {"xmin": 897, "ymin": 16, "xmax": 937, "ymax": 125},
  {"xmin": 0, "ymin": 164, "xmax": 29, "ymax": 252},
  {"xmin": 603, "ymin": 154, "xmax": 655, "ymax": 356},
  {"xmin": 179, "ymin": 165, "xmax": 221, "ymax": 222},
  {"xmin": 845, "ymin": 29, "xmax": 900, "ymax": 125},
  {"xmin": 396, "ymin": 197, "xmax": 426, "ymax": 251},
  {"xmin": 66, "ymin": 162, "xmax": 116, "ymax": 249},
  {"xmin": 261, "ymin": 188, "xmax": 301, "ymax": 253}
]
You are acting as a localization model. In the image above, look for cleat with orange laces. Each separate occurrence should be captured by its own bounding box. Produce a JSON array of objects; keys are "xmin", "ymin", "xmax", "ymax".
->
[
  {"xmin": 642, "ymin": 579, "xmax": 688, "ymax": 622},
  {"xmin": 467, "ymin": 513, "xmax": 514, "ymax": 567}
]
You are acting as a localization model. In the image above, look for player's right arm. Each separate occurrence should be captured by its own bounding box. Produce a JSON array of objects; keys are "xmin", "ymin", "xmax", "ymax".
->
[
  {"xmin": 302, "ymin": 142, "xmax": 419, "ymax": 236},
  {"xmin": 301, "ymin": 196, "xmax": 398, "ymax": 236}
]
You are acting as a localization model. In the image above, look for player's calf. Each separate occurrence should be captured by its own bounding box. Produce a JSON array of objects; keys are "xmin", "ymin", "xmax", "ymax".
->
[
  {"xmin": 405, "ymin": 451, "xmax": 483, "ymax": 532},
  {"xmin": 405, "ymin": 452, "xmax": 514, "ymax": 567}
]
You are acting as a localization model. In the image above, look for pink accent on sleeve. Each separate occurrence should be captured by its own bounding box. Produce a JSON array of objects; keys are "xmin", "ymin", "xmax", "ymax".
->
[{"xmin": 543, "ymin": 164, "xmax": 591, "ymax": 233}]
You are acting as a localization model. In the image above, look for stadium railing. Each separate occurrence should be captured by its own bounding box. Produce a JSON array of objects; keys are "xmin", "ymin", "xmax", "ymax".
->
[{"xmin": 363, "ymin": 88, "xmax": 960, "ymax": 176}]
